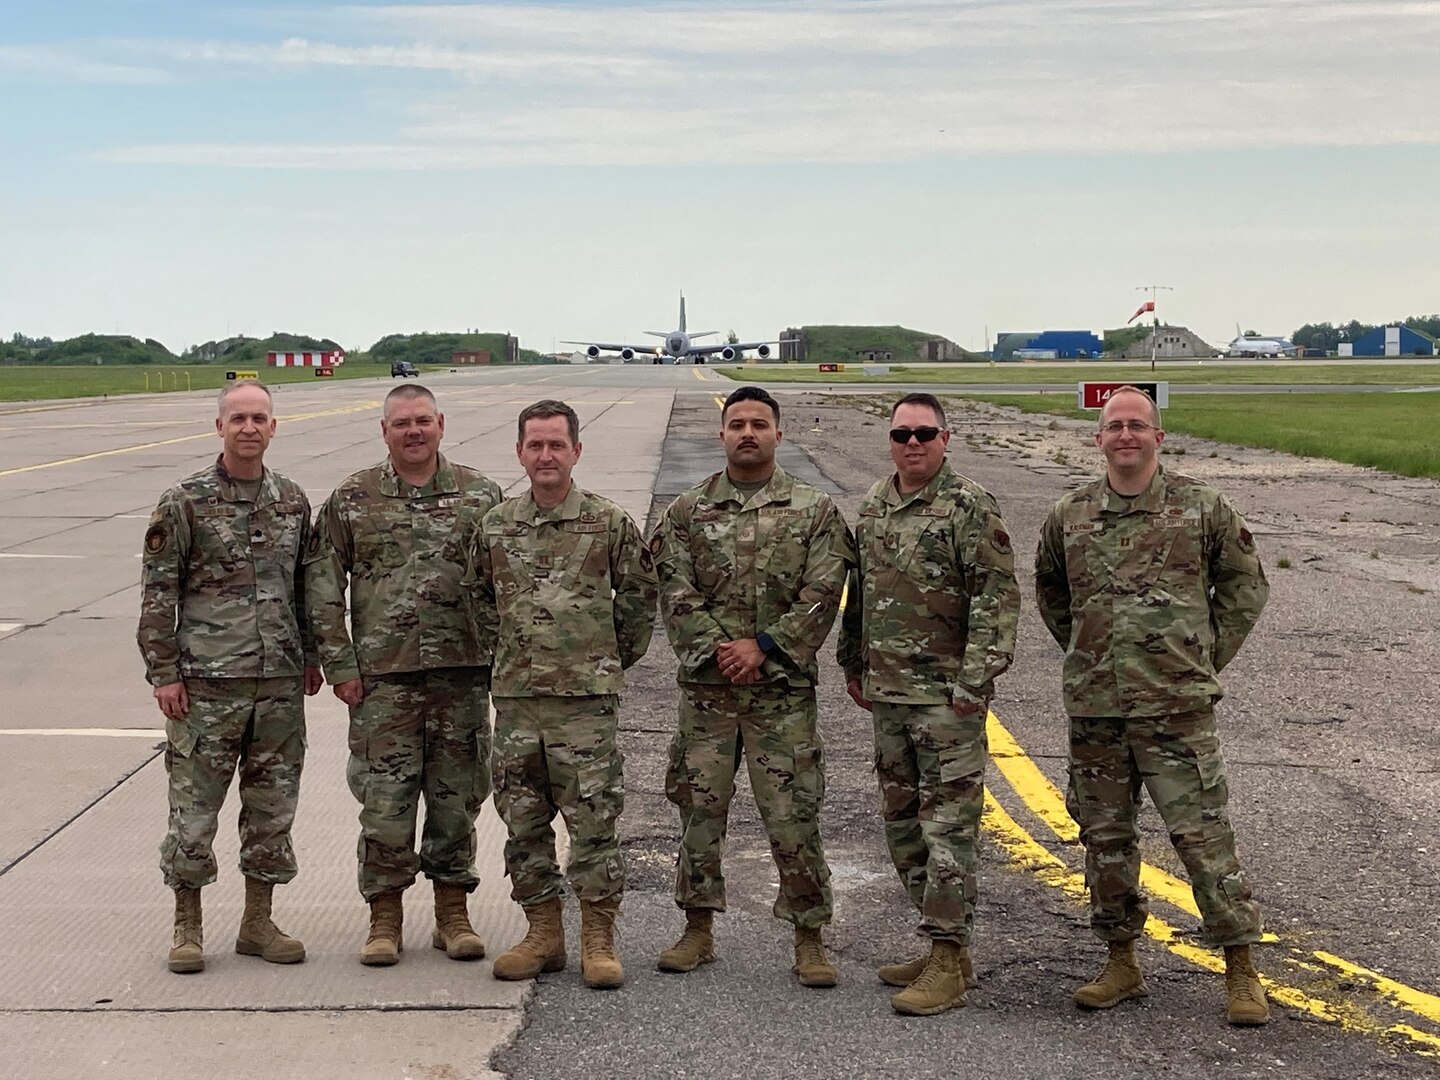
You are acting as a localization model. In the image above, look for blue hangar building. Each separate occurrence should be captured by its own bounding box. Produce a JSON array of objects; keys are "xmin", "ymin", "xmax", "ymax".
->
[
  {"xmin": 1000, "ymin": 330, "xmax": 1104, "ymax": 360},
  {"xmin": 1348, "ymin": 324, "xmax": 1435, "ymax": 357}
]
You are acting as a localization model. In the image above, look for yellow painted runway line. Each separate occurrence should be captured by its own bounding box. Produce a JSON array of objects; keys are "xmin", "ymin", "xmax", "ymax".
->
[
  {"xmin": 985, "ymin": 711, "xmax": 1440, "ymax": 1051},
  {"xmin": 0, "ymin": 401, "xmax": 380, "ymax": 478},
  {"xmin": 987, "ymin": 714, "xmax": 1206, "ymax": 919},
  {"xmin": 981, "ymin": 791, "xmax": 1440, "ymax": 1055},
  {"xmin": 692, "ymin": 368, "xmax": 707, "ymax": 381},
  {"xmin": 713, "ymin": 395, "xmax": 725, "ymax": 409}
]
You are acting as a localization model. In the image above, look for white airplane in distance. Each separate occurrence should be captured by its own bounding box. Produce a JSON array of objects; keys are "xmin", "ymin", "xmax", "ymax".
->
[
  {"xmin": 563, "ymin": 294, "xmax": 783, "ymax": 364},
  {"xmin": 1227, "ymin": 325, "xmax": 1297, "ymax": 358}
]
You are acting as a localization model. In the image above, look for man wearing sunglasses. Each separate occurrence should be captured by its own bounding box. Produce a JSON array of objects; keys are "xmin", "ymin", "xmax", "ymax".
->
[
  {"xmin": 838, "ymin": 392, "xmax": 1020, "ymax": 1016},
  {"xmin": 1034, "ymin": 385, "xmax": 1271, "ymax": 1026}
]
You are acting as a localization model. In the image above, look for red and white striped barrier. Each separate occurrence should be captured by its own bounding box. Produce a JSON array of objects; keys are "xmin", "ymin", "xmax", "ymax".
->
[{"xmin": 267, "ymin": 351, "xmax": 344, "ymax": 367}]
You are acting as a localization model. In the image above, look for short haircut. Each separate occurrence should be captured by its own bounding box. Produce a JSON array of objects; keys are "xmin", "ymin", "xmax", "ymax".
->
[
  {"xmin": 518, "ymin": 399, "xmax": 580, "ymax": 445},
  {"xmin": 384, "ymin": 382, "xmax": 438, "ymax": 419},
  {"xmin": 1100, "ymin": 385, "xmax": 1161, "ymax": 427},
  {"xmin": 217, "ymin": 380, "xmax": 273, "ymax": 415},
  {"xmin": 891, "ymin": 392, "xmax": 946, "ymax": 428},
  {"xmin": 722, "ymin": 385, "xmax": 780, "ymax": 424}
]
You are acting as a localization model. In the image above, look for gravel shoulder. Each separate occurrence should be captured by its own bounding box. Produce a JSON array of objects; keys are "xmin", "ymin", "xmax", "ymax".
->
[{"xmin": 495, "ymin": 393, "xmax": 1440, "ymax": 1079}]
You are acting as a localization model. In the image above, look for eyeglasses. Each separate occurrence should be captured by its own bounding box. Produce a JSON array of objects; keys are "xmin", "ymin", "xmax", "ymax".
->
[
  {"xmin": 1099, "ymin": 420, "xmax": 1157, "ymax": 435},
  {"xmin": 889, "ymin": 426, "xmax": 944, "ymax": 444}
]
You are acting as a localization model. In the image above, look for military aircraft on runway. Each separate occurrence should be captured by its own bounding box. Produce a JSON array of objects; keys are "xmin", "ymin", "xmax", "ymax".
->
[
  {"xmin": 563, "ymin": 295, "xmax": 782, "ymax": 364},
  {"xmin": 1227, "ymin": 326, "xmax": 1297, "ymax": 358}
]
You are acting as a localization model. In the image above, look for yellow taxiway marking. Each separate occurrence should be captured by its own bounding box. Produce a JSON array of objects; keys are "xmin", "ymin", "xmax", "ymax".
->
[
  {"xmin": 713, "ymin": 395, "xmax": 726, "ymax": 409},
  {"xmin": 692, "ymin": 368, "xmax": 708, "ymax": 381},
  {"xmin": 0, "ymin": 728, "xmax": 165, "ymax": 738},
  {"xmin": 0, "ymin": 420, "xmax": 209, "ymax": 432},
  {"xmin": 0, "ymin": 401, "xmax": 380, "ymax": 478},
  {"xmin": 985, "ymin": 711, "xmax": 1440, "ymax": 1055}
]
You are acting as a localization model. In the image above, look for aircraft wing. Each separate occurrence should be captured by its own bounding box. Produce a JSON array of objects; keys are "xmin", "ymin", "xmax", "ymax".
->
[
  {"xmin": 688, "ymin": 339, "xmax": 779, "ymax": 357},
  {"xmin": 559, "ymin": 340, "xmax": 659, "ymax": 355}
]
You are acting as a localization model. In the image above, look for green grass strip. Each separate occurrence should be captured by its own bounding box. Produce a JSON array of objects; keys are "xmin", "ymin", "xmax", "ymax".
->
[
  {"xmin": 951, "ymin": 392, "xmax": 1440, "ymax": 480},
  {"xmin": 718, "ymin": 362, "xmax": 1440, "ymax": 387},
  {"xmin": 0, "ymin": 363, "xmax": 436, "ymax": 403}
]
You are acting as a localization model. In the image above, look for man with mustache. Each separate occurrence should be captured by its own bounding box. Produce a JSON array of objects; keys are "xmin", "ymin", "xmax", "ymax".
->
[
  {"xmin": 139, "ymin": 380, "xmax": 322, "ymax": 974},
  {"xmin": 306, "ymin": 383, "xmax": 503, "ymax": 966},
  {"xmin": 650, "ymin": 386, "xmax": 855, "ymax": 987}
]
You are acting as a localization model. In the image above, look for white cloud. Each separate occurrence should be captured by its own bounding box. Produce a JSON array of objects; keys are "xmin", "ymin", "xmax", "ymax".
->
[
  {"xmin": 42, "ymin": 0, "xmax": 1440, "ymax": 167},
  {"xmin": 0, "ymin": 44, "xmax": 171, "ymax": 85}
]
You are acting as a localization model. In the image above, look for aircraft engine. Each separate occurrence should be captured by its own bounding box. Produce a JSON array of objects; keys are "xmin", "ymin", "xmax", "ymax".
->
[
  {"xmin": 721, "ymin": 346, "xmax": 740, "ymax": 362},
  {"xmin": 585, "ymin": 345, "xmax": 601, "ymax": 358},
  {"xmin": 620, "ymin": 348, "xmax": 636, "ymax": 362},
  {"xmin": 756, "ymin": 344, "xmax": 771, "ymax": 359}
]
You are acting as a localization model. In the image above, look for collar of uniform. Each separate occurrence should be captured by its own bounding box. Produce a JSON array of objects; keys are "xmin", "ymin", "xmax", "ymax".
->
[
  {"xmin": 379, "ymin": 454, "xmax": 456, "ymax": 499},
  {"xmin": 1101, "ymin": 464, "xmax": 1167, "ymax": 515},
  {"xmin": 520, "ymin": 483, "xmax": 585, "ymax": 525},
  {"xmin": 708, "ymin": 464, "xmax": 792, "ymax": 510},
  {"xmin": 213, "ymin": 454, "xmax": 275, "ymax": 506},
  {"xmin": 885, "ymin": 459, "xmax": 952, "ymax": 509}
]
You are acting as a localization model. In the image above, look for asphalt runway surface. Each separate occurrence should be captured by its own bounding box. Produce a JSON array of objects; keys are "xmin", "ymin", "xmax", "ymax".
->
[{"xmin": 2, "ymin": 364, "xmax": 1437, "ymax": 1078}]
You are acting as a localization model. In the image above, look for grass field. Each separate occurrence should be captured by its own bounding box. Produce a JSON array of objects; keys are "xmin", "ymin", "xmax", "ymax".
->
[
  {"xmin": 0, "ymin": 363, "xmax": 421, "ymax": 402},
  {"xmin": 719, "ymin": 362, "xmax": 1440, "ymax": 387},
  {"xmin": 950, "ymin": 392, "xmax": 1440, "ymax": 479}
]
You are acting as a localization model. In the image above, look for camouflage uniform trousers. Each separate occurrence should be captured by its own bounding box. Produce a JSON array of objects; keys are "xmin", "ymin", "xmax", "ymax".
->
[
  {"xmin": 160, "ymin": 676, "xmax": 306, "ymax": 890},
  {"xmin": 872, "ymin": 701, "xmax": 986, "ymax": 945},
  {"xmin": 666, "ymin": 683, "xmax": 832, "ymax": 929},
  {"xmin": 492, "ymin": 694, "xmax": 625, "ymax": 907},
  {"xmin": 1065, "ymin": 707, "xmax": 1262, "ymax": 947},
  {"xmin": 346, "ymin": 666, "xmax": 492, "ymax": 901}
]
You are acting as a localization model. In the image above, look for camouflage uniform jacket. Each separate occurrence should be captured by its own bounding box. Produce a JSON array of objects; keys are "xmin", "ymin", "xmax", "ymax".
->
[
  {"xmin": 654, "ymin": 466, "xmax": 856, "ymax": 687},
  {"xmin": 837, "ymin": 460, "xmax": 1019, "ymax": 707},
  {"xmin": 1034, "ymin": 465, "xmax": 1269, "ymax": 718},
  {"xmin": 305, "ymin": 455, "xmax": 503, "ymax": 684},
  {"xmin": 138, "ymin": 456, "xmax": 315, "ymax": 686},
  {"xmin": 472, "ymin": 485, "xmax": 658, "ymax": 698}
]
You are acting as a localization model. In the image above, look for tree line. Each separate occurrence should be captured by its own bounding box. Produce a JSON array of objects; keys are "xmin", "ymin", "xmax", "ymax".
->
[
  {"xmin": 0, "ymin": 331, "xmax": 546, "ymax": 366},
  {"xmin": 1292, "ymin": 315, "xmax": 1440, "ymax": 353}
]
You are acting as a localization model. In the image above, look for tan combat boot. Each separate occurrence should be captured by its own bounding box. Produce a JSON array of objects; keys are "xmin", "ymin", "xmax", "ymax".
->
[
  {"xmin": 891, "ymin": 940, "xmax": 967, "ymax": 1016},
  {"xmin": 360, "ymin": 890, "xmax": 405, "ymax": 966},
  {"xmin": 579, "ymin": 897, "xmax": 624, "ymax": 989},
  {"xmin": 657, "ymin": 909, "xmax": 716, "ymax": 973},
  {"xmin": 793, "ymin": 927, "xmax": 838, "ymax": 989},
  {"xmin": 492, "ymin": 898, "xmax": 567, "ymax": 980},
  {"xmin": 235, "ymin": 878, "xmax": 305, "ymax": 964},
  {"xmin": 168, "ymin": 886, "xmax": 204, "ymax": 974},
  {"xmin": 1074, "ymin": 940, "xmax": 1148, "ymax": 1009},
  {"xmin": 431, "ymin": 882, "xmax": 486, "ymax": 960},
  {"xmin": 879, "ymin": 949, "xmax": 977, "ymax": 990},
  {"xmin": 1224, "ymin": 945, "xmax": 1270, "ymax": 1026}
]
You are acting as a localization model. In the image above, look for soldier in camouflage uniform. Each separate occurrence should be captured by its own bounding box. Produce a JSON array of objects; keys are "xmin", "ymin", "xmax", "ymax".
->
[
  {"xmin": 1035, "ymin": 385, "xmax": 1271, "ymax": 1026},
  {"xmin": 470, "ymin": 399, "xmax": 658, "ymax": 990},
  {"xmin": 651, "ymin": 386, "xmax": 855, "ymax": 988},
  {"xmin": 138, "ymin": 381, "xmax": 322, "ymax": 975},
  {"xmin": 305, "ymin": 383, "xmax": 503, "ymax": 966},
  {"xmin": 837, "ymin": 392, "xmax": 1020, "ymax": 1016}
]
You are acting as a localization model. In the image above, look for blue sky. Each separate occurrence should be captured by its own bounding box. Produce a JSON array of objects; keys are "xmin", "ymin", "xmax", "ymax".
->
[{"xmin": 2, "ymin": 0, "xmax": 1438, "ymax": 355}]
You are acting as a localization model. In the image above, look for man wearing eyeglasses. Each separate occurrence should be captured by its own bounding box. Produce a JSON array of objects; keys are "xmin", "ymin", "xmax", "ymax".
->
[
  {"xmin": 837, "ymin": 392, "xmax": 1020, "ymax": 1016},
  {"xmin": 1034, "ymin": 385, "xmax": 1271, "ymax": 1026}
]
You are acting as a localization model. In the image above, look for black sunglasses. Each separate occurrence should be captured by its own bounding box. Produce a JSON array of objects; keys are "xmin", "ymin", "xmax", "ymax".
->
[{"xmin": 889, "ymin": 426, "xmax": 944, "ymax": 445}]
